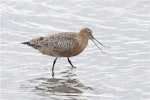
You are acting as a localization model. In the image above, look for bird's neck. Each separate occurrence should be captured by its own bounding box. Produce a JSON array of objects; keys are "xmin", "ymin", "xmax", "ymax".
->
[{"xmin": 79, "ymin": 33, "xmax": 88, "ymax": 50}]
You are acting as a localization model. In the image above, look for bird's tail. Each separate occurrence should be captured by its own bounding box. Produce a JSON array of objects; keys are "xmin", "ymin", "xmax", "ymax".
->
[
  {"xmin": 22, "ymin": 41, "xmax": 30, "ymax": 45},
  {"xmin": 21, "ymin": 41, "xmax": 41, "ymax": 49}
]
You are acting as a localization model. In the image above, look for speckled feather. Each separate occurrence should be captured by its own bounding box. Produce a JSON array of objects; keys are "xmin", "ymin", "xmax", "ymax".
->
[{"xmin": 29, "ymin": 32, "xmax": 80, "ymax": 52}]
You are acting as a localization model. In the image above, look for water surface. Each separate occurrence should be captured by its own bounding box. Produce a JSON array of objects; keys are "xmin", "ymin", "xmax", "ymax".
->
[{"xmin": 1, "ymin": 0, "xmax": 150, "ymax": 100}]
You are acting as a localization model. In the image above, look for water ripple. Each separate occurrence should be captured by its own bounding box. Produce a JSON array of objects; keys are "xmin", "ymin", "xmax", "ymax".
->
[{"xmin": 1, "ymin": 0, "xmax": 150, "ymax": 100}]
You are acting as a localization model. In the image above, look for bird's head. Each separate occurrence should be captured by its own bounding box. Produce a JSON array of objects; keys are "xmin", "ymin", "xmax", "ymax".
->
[
  {"xmin": 80, "ymin": 28, "xmax": 93, "ymax": 39},
  {"xmin": 79, "ymin": 28, "xmax": 110, "ymax": 54}
]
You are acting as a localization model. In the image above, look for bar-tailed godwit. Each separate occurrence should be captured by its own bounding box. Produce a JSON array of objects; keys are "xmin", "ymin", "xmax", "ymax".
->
[{"xmin": 22, "ymin": 28, "xmax": 108, "ymax": 76}]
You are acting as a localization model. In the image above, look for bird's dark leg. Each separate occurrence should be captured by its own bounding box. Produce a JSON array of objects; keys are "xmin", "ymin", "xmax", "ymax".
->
[
  {"xmin": 52, "ymin": 57, "xmax": 58, "ymax": 77},
  {"xmin": 67, "ymin": 57, "xmax": 75, "ymax": 68}
]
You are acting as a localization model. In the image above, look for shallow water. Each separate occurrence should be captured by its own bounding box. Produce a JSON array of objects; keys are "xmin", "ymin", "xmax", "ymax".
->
[{"xmin": 1, "ymin": 0, "xmax": 150, "ymax": 100}]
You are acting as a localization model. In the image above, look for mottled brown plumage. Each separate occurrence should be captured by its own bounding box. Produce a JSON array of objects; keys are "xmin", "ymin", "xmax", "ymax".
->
[{"xmin": 22, "ymin": 28, "xmax": 107, "ymax": 77}]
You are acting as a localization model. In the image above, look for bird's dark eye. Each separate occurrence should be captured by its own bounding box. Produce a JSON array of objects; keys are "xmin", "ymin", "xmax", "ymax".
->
[{"xmin": 88, "ymin": 31, "xmax": 92, "ymax": 34}]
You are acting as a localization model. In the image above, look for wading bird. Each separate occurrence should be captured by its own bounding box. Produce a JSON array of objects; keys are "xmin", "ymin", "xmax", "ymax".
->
[{"xmin": 22, "ymin": 28, "xmax": 108, "ymax": 76}]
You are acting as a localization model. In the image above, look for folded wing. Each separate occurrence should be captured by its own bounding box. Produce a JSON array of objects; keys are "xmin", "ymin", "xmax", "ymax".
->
[{"xmin": 29, "ymin": 33, "xmax": 79, "ymax": 52}]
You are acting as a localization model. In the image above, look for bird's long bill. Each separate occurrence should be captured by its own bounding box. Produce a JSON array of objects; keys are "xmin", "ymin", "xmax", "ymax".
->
[{"xmin": 91, "ymin": 37, "xmax": 109, "ymax": 54}]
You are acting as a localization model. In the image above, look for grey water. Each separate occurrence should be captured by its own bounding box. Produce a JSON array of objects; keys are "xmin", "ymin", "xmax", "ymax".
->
[{"xmin": 0, "ymin": 0, "xmax": 150, "ymax": 100}]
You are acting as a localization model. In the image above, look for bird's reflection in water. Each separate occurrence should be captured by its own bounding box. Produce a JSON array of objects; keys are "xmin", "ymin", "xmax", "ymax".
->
[{"xmin": 30, "ymin": 68, "xmax": 93, "ymax": 97}]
